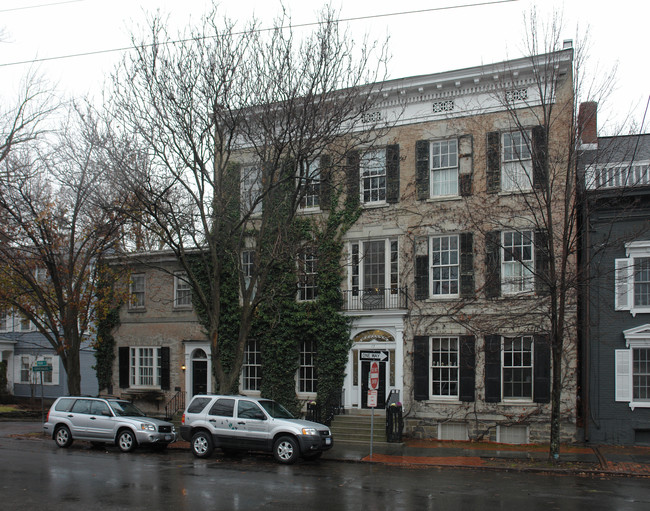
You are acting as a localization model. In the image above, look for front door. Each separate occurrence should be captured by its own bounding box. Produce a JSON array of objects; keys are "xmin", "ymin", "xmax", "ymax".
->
[
  {"xmin": 193, "ymin": 360, "xmax": 207, "ymax": 396},
  {"xmin": 361, "ymin": 356, "xmax": 387, "ymax": 409}
]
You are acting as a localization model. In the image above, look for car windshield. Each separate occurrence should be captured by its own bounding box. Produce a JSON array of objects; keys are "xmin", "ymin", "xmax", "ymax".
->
[
  {"xmin": 258, "ymin": 400, "xmax": 294, "ymax": 419},
  {"xmin": 109, "ymin": 401, "xmax": 146, "ymax": 417}
]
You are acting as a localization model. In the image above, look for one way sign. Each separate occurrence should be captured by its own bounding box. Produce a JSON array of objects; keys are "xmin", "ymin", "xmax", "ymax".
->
[{"xmin": 360, "ymin": 350, "xmax": 388, "ymax": 362}]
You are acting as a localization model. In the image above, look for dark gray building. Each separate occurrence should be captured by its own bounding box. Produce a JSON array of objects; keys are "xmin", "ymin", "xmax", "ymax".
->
[{"xmin": 580, "ymin": 102, "xmax": 650, "ymax": 444}]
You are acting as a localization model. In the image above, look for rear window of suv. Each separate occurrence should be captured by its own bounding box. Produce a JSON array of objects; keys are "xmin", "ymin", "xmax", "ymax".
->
[
  {"xmin": 208, "ymin": 398, "xmax": 235, "ymax": 417},
  {"xmin": 54, "ymin": 398, "xmax": 75, "ymax": 412},
  {"xmin": 187, "ymin": 397, "xmax": 212, "ymax": 414}
]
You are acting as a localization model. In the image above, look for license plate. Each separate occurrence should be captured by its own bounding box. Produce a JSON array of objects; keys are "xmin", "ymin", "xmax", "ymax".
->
[
  {"xmin": 325, "ymin": 438, "xmax": 331, "ymax": 445},
  {"xmin": 165, "ymin": 435, "xmax": 172, "ymax": 441}
]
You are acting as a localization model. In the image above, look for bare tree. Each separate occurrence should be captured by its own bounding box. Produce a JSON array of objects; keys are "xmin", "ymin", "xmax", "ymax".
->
[
  {"xmin": 106, "ymin": 3, "xmax": 390, "ymax": 393},
  {"xmin": 0, "ymin": 103, "xmax": 126, "ymax": 394}
]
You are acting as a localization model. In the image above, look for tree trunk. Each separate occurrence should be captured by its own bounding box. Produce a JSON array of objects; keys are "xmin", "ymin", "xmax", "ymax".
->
[{"xmin": 64, "ymin": 347, "xmax": 81, "ymax": 395}]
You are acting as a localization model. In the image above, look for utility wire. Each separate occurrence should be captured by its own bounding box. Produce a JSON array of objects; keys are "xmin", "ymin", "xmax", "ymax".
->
[
  {"xmin": 0, "ymin": 0, "xmax": 518, "ymax": 68},
  {"xmin": 0, "ymin": 0, "xmax": 84, "ymax": 14}
]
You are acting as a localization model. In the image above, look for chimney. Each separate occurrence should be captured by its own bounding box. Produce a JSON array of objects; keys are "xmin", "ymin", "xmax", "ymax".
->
[{"xmin": 578, "ymin": 102, "xmax": 598, "ymax": 148}]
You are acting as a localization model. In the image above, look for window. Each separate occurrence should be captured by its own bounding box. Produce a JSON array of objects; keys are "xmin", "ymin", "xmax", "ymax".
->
[
  {"xmin": 299, "ymin": 339, "xmax": 317, "ymax": 393},
  {"xmin": 297, "ymin": 249, "xmax": 318, "ymax": 301},
  {"xmin": 502, "ymin": 131, "xmax": 532, "ymax": 191},
  {"xmin": 174, "ymin": 273, "xmax": 192, "ymax": 308},
  {"xmin": 299, "ymin": 159, "xmax": 320, "ymax": 210},
  {"xmin": 431, "ymin": 235, "xmax": 459, "ymax": 296},
  {"xmin": 241, "ymin": 165, "xmax": 263, "ymax": 215},
  {"xmin": 360, "ymin": 148, "xmax": 386, "ymax": 204},
  {"xmin": 430, "ymin": 139, "xmax": 458, "ymax": 197},
  {"xmin": 242, "ymin": 339, "xmax": 261, "ymax": 392},
  {"xmin": 502, "ymin": 230, "xmax": 534, "ymax": 294},
  {"xmin": 20, "ymin": 355, "xmax": 31, "ymax": 383},
  {"xmin": 41, "ymin": 356, "xmax": 53, "ymax": 384},
  {"xmin": 349, "ymin": 239, "xmax": 399, "ymax": 309},
  {"xmin": 19, "ymin": 315, "xmax": 33, "ymax": 332},
  {"xmin": 208, "ymin": 398, "xmax": 235, "ymax": 417},
  {"xmin": 130, "ymin": 347, "xmax": 161, "ymax": 388},
  {"xmin": 242, "ymin": 250, "xmax": 256, "ymax": 299},
  {"xmin": 16, "ymin": 354, "xmax": 59, "ymax": 385},
  {"xmin": 129, "ymin": 274, "xmax": 145, "ymax": 309},
  {"xmin": 0, "ymin": 310, "xmax": 10, "ymax": 332},
  {"xmin": 615, "ymin": 241, "xmax": 650, "ymax": 315},
  {"xmin": 431, "ymin": 337, "xmax": 459, "ymax": 398},
  {"xmin": 616, "ymin": 325, "xmax": 650, "ymax": 409},
  {"xmin": 502, "ymin": 336, "xmax": 533, "ymax": 400}
]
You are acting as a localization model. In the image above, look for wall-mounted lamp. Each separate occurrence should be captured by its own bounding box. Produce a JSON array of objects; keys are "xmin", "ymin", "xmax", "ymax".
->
[{"xmin": 181, "ymin": 364, "xmax": 186, "ymax": 371}]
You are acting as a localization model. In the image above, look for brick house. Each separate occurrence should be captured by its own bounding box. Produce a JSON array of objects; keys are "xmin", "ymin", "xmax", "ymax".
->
[{"xmin": 110, "ymin": 45, "xmax": 579, "ymax": 443}]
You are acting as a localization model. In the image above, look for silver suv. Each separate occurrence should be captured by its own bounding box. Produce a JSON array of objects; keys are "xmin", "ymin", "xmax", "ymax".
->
[
  {"xmin": 180, "ymin": 395, "xmax": 333, "ymax": 464},
  {"xmin": 44, "ymin": 396, "xmax": 177, "ymax": 452}
]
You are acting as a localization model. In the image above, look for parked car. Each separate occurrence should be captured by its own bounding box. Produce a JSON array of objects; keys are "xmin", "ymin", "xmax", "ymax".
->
[
  {"xmin": 180, "ymin": 395, "xmax": 333, "ymax": 464},
  {"xmin": 44, "ymin": 396, "xmax": 177, "ymax": 452}
]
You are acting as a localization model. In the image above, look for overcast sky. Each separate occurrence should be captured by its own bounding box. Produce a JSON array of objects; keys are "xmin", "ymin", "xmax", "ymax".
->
[{"xmin": 2, "ymin": 0, "xmax": 648, "ymax": 134}]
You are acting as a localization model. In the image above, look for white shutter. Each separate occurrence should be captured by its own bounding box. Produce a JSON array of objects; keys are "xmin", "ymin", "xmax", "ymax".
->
[
  {"xmin": 615, "ymin": 349, "xmax": 632, "ymax": 402},
  {"xmin": 614, "ymin": 258, "xmax": 633, "ymax": 310}
]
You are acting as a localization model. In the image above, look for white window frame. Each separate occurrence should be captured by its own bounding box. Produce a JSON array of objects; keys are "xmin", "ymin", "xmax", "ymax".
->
[
  {"xmin": 616, "ymin": 325, "xmax": 650, "ymax": 409},
  {"xmin": 16, "ymin": 354, "xmax": 60, "ymax": 385},
  {"xmin": 298, "ymin": 339, "xmax": 317, "ymax": 395},
  {"xmin": 501, "ymin": 130, "xmax": 532, "ymax": 192},
  {"xmin": 241, "ymin": 164, "xmax": 263, "ymax": 216},
  {"xmin": 360, "ymin": 148, "xmax": 387, "ymax": 205},
  {"xmin": 0, "ymin": 310, "xmax": 11, "ymax": 332},
  {"xmin": 129, "ymin": 274, "xmax": 145, "ymax": 310},
  {"xmin": 297, "ymin": 249, "xmax": 318, "ymax": 302},
  {"xmin": 501, "ymin": 230, "xmax": 534, "ymax": 295},
  {"xmin": 429, "ymin": 139, "xmax": 459, "ymax": 197},
  {"xmin": 241, "ymin": 339, "xmax": 262, "ymax": 393},
  {"xmin": 174, "ymin": 272, "xmax": 192, "ymax": 308},
  {"xmin": 129, "ymin": 347, "xmax": 161, "ymax": 389},
  {"xmin": 349, "ymin": 238, "xmax": 399, "ymax": 296},
  {"xmin": 299, "ymin": 158, "xmax": 320, "ymax": 211},
  {"xmin": 615, "ymin": 241, "xmax": 650, "ymax": 316},
  {"xmin": 430, "ymin": 234, "xmax": 459, "ymax": 297},
  {"xmin": 585, "ymin": 161, "xmax": 650, "ymax": 190},
  {"xmin": 502, "ymin": 336, "xmax": 534, "ymax": 402},
  {"xmin": 430, "ymin": 336, "xmax": 459, "ymax": 400},
  {"xmin": 19, "ymin": 315, "xmax": 34, "ymax": 332}
]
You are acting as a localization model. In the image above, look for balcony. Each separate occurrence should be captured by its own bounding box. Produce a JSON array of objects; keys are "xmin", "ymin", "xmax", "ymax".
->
[{"xmin": 341, "ymin": 287, "xmax": 408, "ymax": 311}]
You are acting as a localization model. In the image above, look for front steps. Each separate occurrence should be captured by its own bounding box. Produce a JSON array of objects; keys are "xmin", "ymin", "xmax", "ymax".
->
[{"xmin": 329, "ymin": 410, "xmax": 389, "ymax": 444}]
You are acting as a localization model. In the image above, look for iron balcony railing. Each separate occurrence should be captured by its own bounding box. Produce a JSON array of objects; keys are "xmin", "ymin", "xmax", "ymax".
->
[{"xmin": 341, "ymin": 287, "xmax": 408, "ymax": 311}]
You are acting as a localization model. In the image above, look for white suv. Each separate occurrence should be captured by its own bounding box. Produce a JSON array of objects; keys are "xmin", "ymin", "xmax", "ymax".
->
[
  {"xmin": 44, "ymin": 396, "xmax": 177, "ymax": 452},
  {"xmin": 180, "ymin": 395, "xmax": 333, "ymax": 464}
]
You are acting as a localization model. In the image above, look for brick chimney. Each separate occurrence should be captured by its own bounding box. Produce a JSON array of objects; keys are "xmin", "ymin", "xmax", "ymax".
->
[{"xmin": 578, "ymin": 102, "xmax": 598, "ymax": 147}]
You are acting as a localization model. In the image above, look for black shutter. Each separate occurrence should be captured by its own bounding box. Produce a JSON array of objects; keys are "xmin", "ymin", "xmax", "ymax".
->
[
  {"xmin": 415, "ymin": 140, "xmax": 430, "ymax": 200},
  {"xmin": 535, "ymin": 229, "xmax": 550, "ymax": 296},
  {"xmin": 415, "ymin": 246, "xmax": 430, "ymax": 301},
  {"xmin": 459, "ymin": 336, "xmax": 476, "ymax": 402},
  {"xmin": 119, "ymin": 347, "xmax": 129, "ymax": 389},
  {"xmin": 459, "ymin": 134, "xmax": 473, "ymax": 196},
  {"xmin": 485, "ymin": 231, "xmax": 501, "ymax": 298},
  {"xmin": 319, "ymin": 154, "xmax": 332, "ymax": 211},
  {"xmin": 386, "ymin": 144, "xmax": 400, "ymax": 203},
  {"xmin": 413, "ymin": 336, "xmax": 429, "ymax": 401},
  {"xmin": 459, "ymin": 173, "xmax": 473, "ymax": 197},
  {"xmin": 533, "ymin": 335, "xmax": 551, "ymax": 403},
  {"xmin": 160, "ymin": 347, "xmax": 170, "ymax": 390},
  {"xmin": 459, "ymin": 232, "xmax": 474, "ymax": 297},
  {"xmin": 532, "ymin": 125, "xmax": 548, "ymax": 189},
  {"xmin": 484, "ymin": 335, "xmax": 501, "ymax": 403},
  {"xmin": 346, "ymin": 151, "xmax": 360, "ymax": 204},
  {"xmin": 486, "ymin": 131, "xmax": 500, "ymax": 193}
]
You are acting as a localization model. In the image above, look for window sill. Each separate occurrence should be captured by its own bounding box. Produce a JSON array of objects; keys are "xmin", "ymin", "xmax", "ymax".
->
[
  {"xmin": 297, "ymin": 207, "xmax": 321, "ymax": 216},
  {"xmin": 501, "ymin": 398, "xmax": 534, "ymax": 405},
  {"xmin": 629, "ymin": 401, "xmax": 650, "ymax": 410},
  {"xmin": 361, "ymin": 201, "xmax": 389, "ymax": 209},
  {"xmin": 172, "ymin": 306, "xmax": 193, "ymax": 312},
  {"xmin": 127, "ymin": 308, "xmax": 147, "ymax": 314},
  {"xmin": 428, "ymin": 398, "xmax": 461, "ymax": 404},
  {"xmin": 426, "ymin": 295, "xmax": 461, "ymax": 302},
  {"xmin": 425, "ymin": 195, "xmax": 461, "ymax": 203}
]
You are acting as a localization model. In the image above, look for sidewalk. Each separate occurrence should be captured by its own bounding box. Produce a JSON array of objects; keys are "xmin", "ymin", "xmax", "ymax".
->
[{"xmin": 4, "ymin": 418, "xmax": 650, "ymax": 477}]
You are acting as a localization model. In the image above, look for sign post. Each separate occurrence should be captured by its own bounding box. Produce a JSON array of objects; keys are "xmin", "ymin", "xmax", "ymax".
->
[
  {"xmin": 33, "ymin": 362, "xmax": 53, "ymax": 424},
  {"xmin": 368, "ymin": 361, "xmax": 380, "ymax": 459}
]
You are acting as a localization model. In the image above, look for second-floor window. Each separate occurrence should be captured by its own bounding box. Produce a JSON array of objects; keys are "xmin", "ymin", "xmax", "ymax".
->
[
  {"xmin": 130, "ymin": 274, "xmax": 145, "ymax": 309},
  {"xmin": 615, "ymin": 241, "xmax": 650, "ymax": 314},
  {"xmin": 430, "ymin": 139, "xmax": 458, "ymax": 197},
  {"xmin": 174, "ymin": 273, "xmax": 192, "ymax": 308},
  {"xmin": 242, "ymin": 339, "xmax": 261, "ymax": 392},
  {"xmin": 241, "ymin": 165, "xmax": 263, "ymax": 216},
  {"xmin": 130, "ymin": 347, "xmax": 161, "ymax": 388},
  {"xmin": 502, "ymin": 230, "xmax": 534, "ymax": 294},
  {"xmin": 299, "ymin": 159, "xmax": 320, "ymax": 210},
  {"xmin": 501, "ymin": 131, "xmax": 532, "ymax": 191},
  {"xmin": 298, "ymin": 339, "xmax": 317, "ymax": 394},
  {"xmin": 297, "ymin": 249, "xmax": 318, "ymax": 301},
  {"xmin": 360, "ymin": 148, "xmax": 386, "ymax": 204},
  {"xmin": 431, "ymin": 235, "xmax": 459, "ymax": 297}
]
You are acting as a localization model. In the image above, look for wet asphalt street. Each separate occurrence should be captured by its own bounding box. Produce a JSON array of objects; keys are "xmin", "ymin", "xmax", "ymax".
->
[{"xmin": 1, "ymin": 422, "xmax": 649, "ymax": 510}]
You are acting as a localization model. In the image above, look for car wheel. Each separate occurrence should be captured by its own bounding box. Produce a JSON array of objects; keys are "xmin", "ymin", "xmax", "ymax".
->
[
  {"xmin": 54, "ymin": 425, "xmax": 73, "ymax": 448},
  {"xmin": 117, "ymin": 429, "xmax": 137, "ymax": 453},
  {"xmin": 302, "ymin": 451, "xmax": 322, "ymax": 461},
  {"xmin": 273, "ymin": 436, "xmax": 299, "ymax": 464},
  {"xmin": 191, "ymin": 431, "xmax": 213, "ymax": 459}
]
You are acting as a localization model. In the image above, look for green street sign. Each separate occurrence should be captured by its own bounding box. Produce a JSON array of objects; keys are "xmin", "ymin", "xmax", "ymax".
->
[
  {"xmin": 35, "ymin": 360, "xmax": 48, "ymax": 366},
  {"xmin": 32, "ymin": 365, "xmax": 52, "ymax": 372}
]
